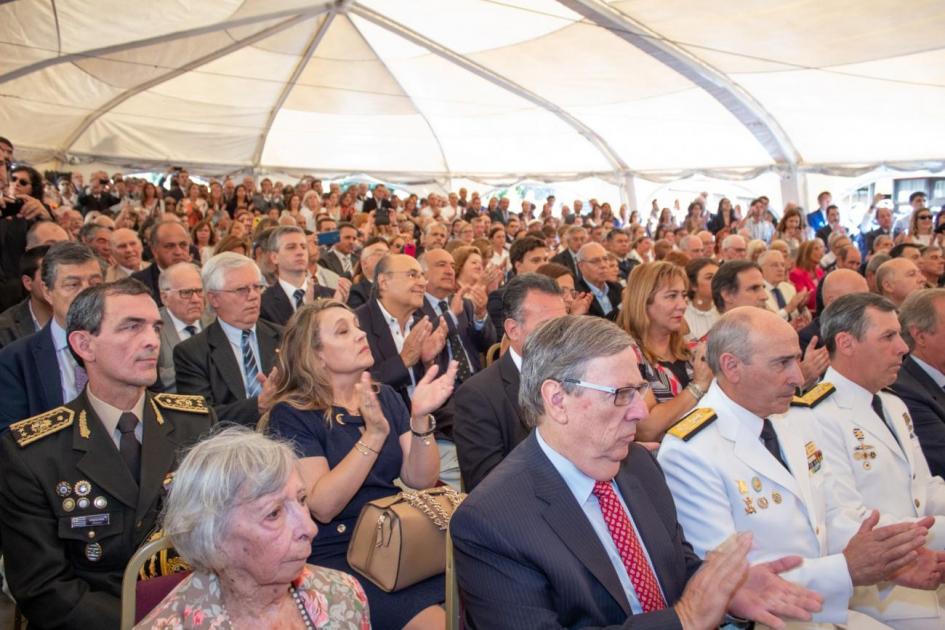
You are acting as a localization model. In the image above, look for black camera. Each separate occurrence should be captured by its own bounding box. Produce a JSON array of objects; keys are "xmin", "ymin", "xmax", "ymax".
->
[{"xmin": 1, "ymin": 196, "xmax": 24, "ymax": 218}]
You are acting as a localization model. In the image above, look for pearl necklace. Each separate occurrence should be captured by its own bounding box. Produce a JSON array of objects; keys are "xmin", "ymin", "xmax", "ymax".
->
[{"xmin": 290, "ymin": 585, "xmax": 316, "ymax": 629}]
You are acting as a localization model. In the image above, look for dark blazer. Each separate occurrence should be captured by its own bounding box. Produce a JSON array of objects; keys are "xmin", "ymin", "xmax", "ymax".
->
[
  {"xmin": 346, "ymin": 278, "xmax": 373, "ymax": 310},
  {"xmin": 451, "ymin": 433, "xmax": 700, "ymax": 629},
  {"xmin": 0, "ymin": 390, "xmax": 214, "ymax": 629},
  {"xmin": 576, "ymin": 278, "xmax": 623, "ymax": 320},
  {"xmin": 550, "ymin": 249, "xmax": 580, "ymax": 279},
  {"xmin": 355, "ymin": 299, "xmax": 427, "ymax": 406},
  {"xmin": 156, "ymin": 307, "xmax": 215, "ymax": 392},
  {"xmin": 361, "ymin": 197, "xmax": 391, "ymax": 215},
  {"xmin": 131, "ymin": 263, "xmax": 163, "ymax": 307},
  {"xmin": 453, "ymin": 352, "xmax": 527, "ymax": 491},
  {"xmin": 891, "ymin": 356, "xmax": 945, "ymax": 479},
  {"xmin": 862, "ymin": 227, "xmax": 892, "ymax": 256},
  {"xmin": 706, "ymin": 211, "xmax": 736, "ymax": 235},
  {"xmin": 318, "ymin": 250, "xmax": 358, "ymax": 280},
  {"xmin": 420, "ymin": 297, "xmax": 496, "ymax": 377},
  {"xmin": 260, "ymin": 282, "xmax": 332, "ymax": 326},
  {"xmin": 617, "ymin": 257, "xmax": 639, "ymax": 282},
  {"xmin": 173, "ymin": 319, "xmax": 282, "ymax": 427},
  {"xmin": 0, "ymin": 299, "xmax": 38, "ymax": 349},
  {"xmin": 0, "ymin": 323, "xmax": 64, "ymax": 431},
  {"xmin": 798, "ymin": 317, "xmax": 822, "ymax": 356},
  {"xmin": 486, "ymin": 286, "xmax": 507, "ymax": 342}
]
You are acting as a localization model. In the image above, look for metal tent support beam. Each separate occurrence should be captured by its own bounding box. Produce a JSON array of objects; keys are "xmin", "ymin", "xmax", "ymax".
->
[
  {"xmin": 58, "ymin": 15, "xmax": 314, "ymax": 154},
  {"xmin": 350, "ymin": 3, "xmax": 630, "ymax": 179},
  {"xmin": 558, "ymin": 0, "xmax": 801, "ymax": 169}
]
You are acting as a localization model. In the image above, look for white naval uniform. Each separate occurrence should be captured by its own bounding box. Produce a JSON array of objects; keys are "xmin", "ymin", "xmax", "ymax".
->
[
  {"xmin": 658, "ymin": 382, "xmax": 888, "ymax": 629},
  {"xmin": 793, "ymin": 368, "xmax": 945, "ymax": 629}
]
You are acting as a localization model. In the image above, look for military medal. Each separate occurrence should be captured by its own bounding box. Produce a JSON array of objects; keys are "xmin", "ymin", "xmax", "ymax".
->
[
  {"xmin": 806, "ymin": 440, "xmax": 824, "ymax": 474},
  {"xmin": 758, "ymin": 497, "xmax": 769, "ymax": 509},
  {"xmin": 74, "ymin": 480, "xmax": 91, "ymax": 496},
  {"xmin": 736, "ymin": 480, "xmax": 748, "ymax": 495},
  {"xmin": 772, "ymin": 491, "xmax": 782, "ymax": 504},
  {"xmin": 85, "ymin": 542, "xmax": 103, "ymax": 562},
  {"xmin": 904, "ymin": 413, "xmax": 915, "ymax": 439},
  {"xmin": 751, "ymin": 477, "xmax": 762, "ymax": 492},
  {"xmin": 852, "ymin": 428, "xmax": 877, "ymax": 470},
  {"xmin": 77, "ymin": 498, "xmax": 90, "ymax": 509},
  {"xmin": 56, "ymin": 481, "xmax": 72, "ymax": 497},
  {"xmin": 62, "ymin": 498, "xmax": 76, "ymax": 512},
  {"xmin": 93, "ymin": 496, "xmax": 107, "ymax": 509},
  {"xmin": 744, "ymin": 497, "xmax": 756, "ymax": 514}
]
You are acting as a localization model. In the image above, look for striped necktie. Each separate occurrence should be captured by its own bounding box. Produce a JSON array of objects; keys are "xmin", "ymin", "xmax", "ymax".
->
[{"xmin": 241, "ymin": 329, "xmax": 262, "ymax": 398}]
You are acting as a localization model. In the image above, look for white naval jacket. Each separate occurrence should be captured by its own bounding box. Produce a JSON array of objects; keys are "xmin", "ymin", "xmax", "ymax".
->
[
  {"xmin": 658, "ymin": 382, "xmax": 860, "ymax": 626},
  {"xmin": 796, "ymin": 367, "xmax": 945, "ymax": 625}
]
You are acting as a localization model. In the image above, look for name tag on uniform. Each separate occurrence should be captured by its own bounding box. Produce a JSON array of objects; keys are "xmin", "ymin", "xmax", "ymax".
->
[{"xmin": 71, "ymin": 513, "xmax": 110, "ymax": 529}]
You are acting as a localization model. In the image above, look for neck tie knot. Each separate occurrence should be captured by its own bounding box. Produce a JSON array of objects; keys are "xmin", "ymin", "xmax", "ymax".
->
[
  {"xmin": 184, "ymin": 325, "xmax": 197, "ymax": 337},
  {"xmin": 293, "ymin": 288, "xmax": 305, "ymax": 308},
  {"xmin": 117, "ymin": 412, "xmax": 138, "ymax": 434}
]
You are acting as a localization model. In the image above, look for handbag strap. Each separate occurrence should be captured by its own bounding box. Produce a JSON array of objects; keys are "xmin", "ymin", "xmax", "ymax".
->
[{"xmin": 400, "ymin": 488, "xmax": 465, "ymax": 530}]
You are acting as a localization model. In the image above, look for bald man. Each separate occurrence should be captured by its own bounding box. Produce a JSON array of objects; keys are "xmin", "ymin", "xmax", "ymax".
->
[
  {"xmin": 877, "ymin": 258, "xmax": 925, "ymax": 307},
  {"xmin": 797, "ymin": 269, "xmax": 869, "ymax": 352},
  {"xmin": 105, "ymin": 228, "xmax": 149, "ymax": 281}
]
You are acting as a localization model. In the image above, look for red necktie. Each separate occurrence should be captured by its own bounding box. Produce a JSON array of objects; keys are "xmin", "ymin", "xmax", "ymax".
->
[{"xmin": 592, "ymin": 480, "xmax": 666, "ymax": 612}]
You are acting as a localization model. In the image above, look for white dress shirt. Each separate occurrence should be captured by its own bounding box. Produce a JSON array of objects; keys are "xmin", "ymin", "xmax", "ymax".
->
[
  {"xmin": 377, "ymin": 300, "xmax": 417, "ymax": 398},
  {"xmin": 51, "ymin": 319, "xmax": 82, "ymax": 404},
  {"xmin": 165, "ymin": 309, "xmax": 201, "ymax": 339}
]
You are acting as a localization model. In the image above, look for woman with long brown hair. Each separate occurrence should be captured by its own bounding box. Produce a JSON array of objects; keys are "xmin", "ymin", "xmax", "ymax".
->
[
  {"xmin": 262, "ymin": 300, "xmax": 457, "ymax": 630},
  {"xmin": 616, "ymin": 262, "xmax": 713, "ymax": 441}
]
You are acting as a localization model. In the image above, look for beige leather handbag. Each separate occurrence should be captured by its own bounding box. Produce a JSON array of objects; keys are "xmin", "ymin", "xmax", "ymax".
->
[{"xmin": 347, "ymin": 486, "xmax": 465, "ymax": 592}]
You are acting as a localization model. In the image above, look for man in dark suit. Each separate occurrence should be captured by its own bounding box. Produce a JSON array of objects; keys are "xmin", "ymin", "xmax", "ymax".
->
[
  {"xmin": 0, "ymin": 279, "xmax": 215, "ymax": 629},
  {"xmin": 0, "ymin": 242, "xmax": 105, "ymax": 431},
  {"xmin": 575, "ymin": 242, "xmax": 623, "ymax": 320},
  {"xmin": 893, "ymin": 289, "xmax": 945, "ymax": 478},
  {"xmin": 361, "ymin": 184, "xmax": 391, "ymax": 215},
  {"xmin": 132, "ymin": 221, "xmax": 193, "ymax": 307},
  {"xmin": 453, "ymin": 273, "xmax": 567, "ymax": 491},
  {"xmin": 346, "ymin": 238, "xmax": 390, "ymax": 309},
  {"xmin": 488, "ymin": 197, "xmax": 510, "ymax": 225},
  {"xmin": 318, "ymin": 222, "xmax": 359, "ymax": 280},
  {"xmin": 861, "ymin": 204, "xmax": 894, "ymax": 257},
  {"xmin": 550, "ymin": 225, "xmax": 587, "ymax": 281},
  {"xmin": 174, "ymin": 253, "xmax": 281, "ymax": 427},
  {"xmin": 260, "ymin": 226, "xmax": 333, "ymax": 325},
  {"xmin": 0, "ymin": 245, "xmax": 51, "ymax": 349},
  {"xmin": 355, "ymin": 254, "xmax": 446, "ymax": 406},
  {"xmin": 451, "ymin": 315, "xmax": 821, "ymax": 629},
  {"xmin": 486, "ymin": 236, "xmax": 550, "ymax": 340}
]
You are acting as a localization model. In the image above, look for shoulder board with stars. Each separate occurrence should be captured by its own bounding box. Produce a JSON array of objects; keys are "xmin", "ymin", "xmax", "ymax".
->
[
  {"xmin": 791, "ymin": 382, "xmax": 836, "ymax": 408},
  {"xmin": 667, "ymin": 408, "xmax": 717, "ymax": 441},
  {"xmin": 153, "ymin": 393, "xmax": 209, "ymax": 414},
  {"xmin": 9, "ymin": 407, "xmax": 75, "ymax": 447}
]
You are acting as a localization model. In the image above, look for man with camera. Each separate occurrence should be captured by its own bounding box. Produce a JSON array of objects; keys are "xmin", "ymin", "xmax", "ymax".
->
[{"xmin": 76, "ymin": 172, "xmax": 118, "ymax": 216}]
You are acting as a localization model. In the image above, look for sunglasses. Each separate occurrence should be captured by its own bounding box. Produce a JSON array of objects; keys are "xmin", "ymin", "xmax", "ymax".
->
[
  {"xmin": 12, "ymin": 177, "xmax": 29, "ymax": 187},
  {"xmin": 918, "ymin": 215, "xmax": 933, "ymax": 220}
]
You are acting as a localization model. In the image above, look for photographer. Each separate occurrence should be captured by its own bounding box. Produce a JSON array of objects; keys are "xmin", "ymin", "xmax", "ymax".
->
[
  {"xmin": 1, "ymin": 164, "xmax": 53, "ymax": 310},
  {"xmin": 76, "ymin": 171, "xmax": 118, "ymax": 215}
]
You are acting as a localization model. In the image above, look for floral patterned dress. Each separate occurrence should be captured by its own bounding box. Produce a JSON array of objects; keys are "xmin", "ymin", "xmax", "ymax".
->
[{"xmin": 135, "ymin": 564, "xmax": 370, "ymax": 629}]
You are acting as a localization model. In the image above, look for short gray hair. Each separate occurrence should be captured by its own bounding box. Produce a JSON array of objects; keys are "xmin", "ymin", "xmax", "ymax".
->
[
  {"xmin": 519, "ymin": 315, "xmax": 632, "ymax": 428},
  {"xmin": 706, "ymin": 309, "xmax": 756, "ymax": 374},
  {"xmin": 899, "ymin": 288, "xmax": 945, "ymax": 349},
  {"xmin": 41, "ymin": 241, "xmax": 103, "ymax": 289},
  {"xmin": 162, "ymin": 426, "xmax": 297, "ymax": 573},
  {"xmin": 820, "ymin": 292, "xmax": 897, "ymax": 356},
  {"xmin": 201, "ymin": 252, "xmax": 261, "ymax": 292},
  {"xmin": 158, "ymin": 262, "xmax": 202, "ymax": 292}
]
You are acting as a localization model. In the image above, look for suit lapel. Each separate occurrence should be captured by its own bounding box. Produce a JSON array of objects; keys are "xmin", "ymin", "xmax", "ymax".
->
[
  {"xmin": 272, "ymin": 286, "xmax": 293, "ymax": 325},
  {"xmin": 159, "ymin": 309, "xmax": 182, "ymax": 347},
  {"xmin": 904, "ymin": 358, "xmax": 945, "ymax": 416},
  {"xmin": 528, "ymin": 437, "xmax": 630, "ymax": 615},
  {"xmin": 256, "ymin": 320, "xmax": 281, "ymax": 374},
  {"xmin": 73, "ymin": 394, "xmax": 139, "ymax": 509},
  {"xmin": 777, "ymin": 423, "xmax": 821, "ymax": 536},
  {"xmin": 207, "ymin": 322, "xmax": 247, "ymax": 401},
  {"xmin": 726, "ymin": 415, "xmax": 801, "ymax": 500},
  {"xmin": 498, "ymin": 353, "xmax": 526, "ymax": 440},
  {"xmin": 615, "ymin": 470, "xmax": 675, "ymax": 602},
  {"xmin": 136, "ymin": 394, "xmax": 176, "ymax": 519},
  {"xmin": 34, "ymin": 324, "xmax": 63, "ymax": 407}
]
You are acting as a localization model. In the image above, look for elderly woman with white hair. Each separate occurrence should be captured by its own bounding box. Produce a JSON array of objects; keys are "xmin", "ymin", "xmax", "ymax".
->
[{"xmin": 136, "ymin": 427, "xmax": 370, "ymax": 629}]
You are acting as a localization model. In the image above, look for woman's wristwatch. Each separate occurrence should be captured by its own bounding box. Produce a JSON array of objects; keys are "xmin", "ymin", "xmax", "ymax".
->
[
  {"xmin": 409, "ymin": 414, "xmax": 436, "ymax": 445},
  {"xmin": 686, "ymin": 382, "xmax": 706, "ymax": 401}
]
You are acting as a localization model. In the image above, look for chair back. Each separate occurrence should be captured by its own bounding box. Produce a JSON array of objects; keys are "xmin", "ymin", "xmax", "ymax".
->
[
  {"xmin": 445, "ymin": 530, "xmax": 461, "ymax": 630},
  {"xmin": 485, "ymin": 342, "xmax": 502, "ymax": 367},
  {"xmin": 120, "ymin": 535, "xmax": 190, "ymax": 629}
]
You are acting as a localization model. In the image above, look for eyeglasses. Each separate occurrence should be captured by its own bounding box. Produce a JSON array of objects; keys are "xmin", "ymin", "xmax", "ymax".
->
[
  {"xmin": 918, "ymin": 215, "xmax": 933, "ymax": 221},
  {"xmin": 13, "ymin": 177, "xmax": 29, "ymax": 187},
  {"xmin": 562, "ymin": 379, "xmax": 649, "ymax": 406},
  {"xmin": 170, "ymin": 288, "xmax": 204, "ymax": 299},
  {"xmin": 211, "ymin": 283, "xmax": 266, "ymax": 298},
  {"xmin": 385, "ymin": 270, "xmax": 423, "ymax": 280}
]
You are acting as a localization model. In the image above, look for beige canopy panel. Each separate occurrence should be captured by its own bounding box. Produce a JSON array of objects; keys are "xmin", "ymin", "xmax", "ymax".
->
[{"xmin": 2, "ymin": 0, "xmax": 944, "ymax": 186}]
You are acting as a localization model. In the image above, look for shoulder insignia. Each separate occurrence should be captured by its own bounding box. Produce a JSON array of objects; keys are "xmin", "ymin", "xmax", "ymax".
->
[
  {"xmin": 668, "ymin": 408, "xmax": 717, "ymax": 441},
  {"xmin": 791, "ymin": 382, "xmax": 836, "ymax": 408},
  {"xmin": 9, "ymin": 407, "xmax": 75, "ymax": 447},
  {"xmin": 153, "ymin": 393, "xmax": 209, "ymax": 414}
]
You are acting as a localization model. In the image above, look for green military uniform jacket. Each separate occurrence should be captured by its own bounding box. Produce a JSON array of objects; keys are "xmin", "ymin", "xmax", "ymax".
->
[{"xmin": 0, "ymin": 390, "xmax": 215, "ymax": 630}]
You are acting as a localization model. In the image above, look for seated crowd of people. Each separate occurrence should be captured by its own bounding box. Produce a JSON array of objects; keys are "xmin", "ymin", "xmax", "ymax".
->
[{"xmin": 1, "ymin": 131, "xmax": 945, "ymax": 629}]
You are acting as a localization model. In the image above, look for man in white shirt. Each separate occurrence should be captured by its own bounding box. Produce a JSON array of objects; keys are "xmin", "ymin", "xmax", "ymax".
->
[
  {"xmin": 157, "ymin": 262, "xmax": 211, "ymax": 391},
  {"xmin": 261, "ymin": 226, "xmax": 339, "ymax": 325},
  {"xmin": 744, "ymin": 198, "xmax": 775, "ymax": 244}
]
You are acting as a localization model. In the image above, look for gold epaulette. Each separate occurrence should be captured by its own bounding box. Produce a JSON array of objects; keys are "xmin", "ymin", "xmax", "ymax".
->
[
  {"xmin": 667, "ymin": 408, "xmax": 717, "ymax": 442},
  {"xmin": 152, "ymin": 393, "xmax": 209, "ymax": 414},
  {"xmin": 791, "ymin": 382, "xmax": 836, "ymax": 408},
  {"xmin": 9, "ymin": 407, "xmax": 75, "ymax": 447}
]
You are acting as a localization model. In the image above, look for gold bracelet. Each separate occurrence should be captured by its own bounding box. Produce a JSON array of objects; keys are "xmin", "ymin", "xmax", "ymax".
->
[{"xmin": 354, "ymin": 440, "xmax": 380, "ymax": 456}]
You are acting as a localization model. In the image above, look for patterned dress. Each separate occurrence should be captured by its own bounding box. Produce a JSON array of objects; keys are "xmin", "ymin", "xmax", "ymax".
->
[{"xmin": 135, "ymin": 564, "xmax": 370, "ymax": 629}]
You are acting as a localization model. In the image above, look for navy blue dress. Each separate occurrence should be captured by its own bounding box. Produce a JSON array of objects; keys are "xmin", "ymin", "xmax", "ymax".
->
[{"xmin": 267, "ymin": 384, "xmax": 444, "ymax": 629}]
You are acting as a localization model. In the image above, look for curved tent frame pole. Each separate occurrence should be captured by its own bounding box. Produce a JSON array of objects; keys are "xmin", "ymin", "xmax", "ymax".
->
[
  {"xmin": 57, "ymin": 14, "xmax": 320, "ymax": 155},
  {"xmin": 349, "ymin": 3, "xmax": 630, "ymax": 181}
]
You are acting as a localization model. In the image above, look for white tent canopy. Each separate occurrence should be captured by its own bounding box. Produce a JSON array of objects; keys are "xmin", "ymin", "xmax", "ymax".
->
[{"xmin": 3, "ymin": 0, "xmax": 945, "ymax": 192}]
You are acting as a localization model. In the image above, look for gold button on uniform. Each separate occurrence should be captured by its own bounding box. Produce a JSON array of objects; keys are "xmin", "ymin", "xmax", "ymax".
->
[
  {"xmin": 336, "ymin": 524, "xmax": 347, "ymax": 534},
  {"xmin": 815, "ymin": 526, "xmax": 821, "ymax": 535},
  {"xmin": 915, "ymin": 499, "xmax": 921, "ymax": 509}
]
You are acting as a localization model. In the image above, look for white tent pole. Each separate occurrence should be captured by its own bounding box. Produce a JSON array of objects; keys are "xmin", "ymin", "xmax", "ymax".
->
[
  {"xmin": 558, "ymin": 0, "xmax": 801, "ymax": 168},
  {"xmin": 58, "ymin": 15, "xmax": 313, "ymax": 156},
  {"xmin": 250, "ymin": 8, "xmax": 340, "ymax": 168},
  {"xmin": 349, "ymin": 3, "xmax": 629, "ymax": 179},
  {"xmin": 0, "ymin": 3, "xmax": 333, "ymax": 85}
]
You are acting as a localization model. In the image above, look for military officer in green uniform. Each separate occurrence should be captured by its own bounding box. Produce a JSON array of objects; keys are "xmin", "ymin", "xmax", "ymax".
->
[{"xmin": 0, "ymin": 277, "xmax": 215, "ymax": 629}]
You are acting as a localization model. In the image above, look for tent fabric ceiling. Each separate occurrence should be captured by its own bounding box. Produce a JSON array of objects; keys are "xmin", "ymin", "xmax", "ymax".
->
[{"xmin": 2, "ymin": 0, "xmax": 944, "ymax": 183}]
